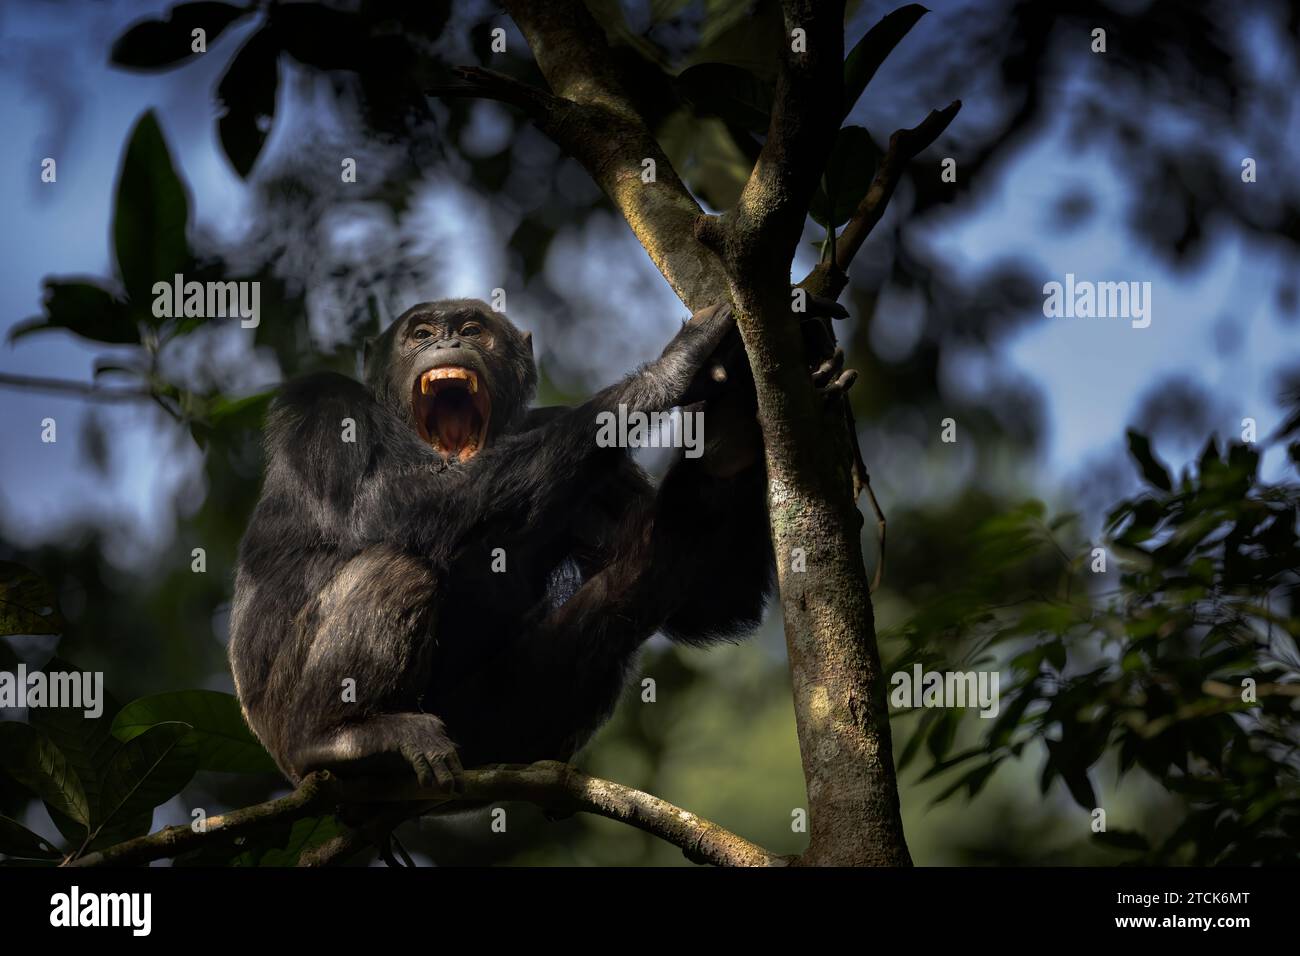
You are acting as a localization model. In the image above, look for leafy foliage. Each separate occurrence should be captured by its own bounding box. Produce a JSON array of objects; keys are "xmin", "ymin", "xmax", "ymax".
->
[
  {"xmin": 0, "ymin": 563, "xmax": 64, "ymax": 635},
  {"xmin": 889, "ymin": 428, "xmax": 1300, "ymax": 864},
  {"xmin": 111, "ymin": 1, "xmax": 453, "ymax": 177},
  {"xmin": 113, "ymin": 691, "xmax": 279, "ymax": 774},
  {"xmin": 111, "ymin": 2, "xmax": 252, "ymax": 71},
  {"xmin": 0, "ymin": 571, "xmax": 291, "ymax": 864}
]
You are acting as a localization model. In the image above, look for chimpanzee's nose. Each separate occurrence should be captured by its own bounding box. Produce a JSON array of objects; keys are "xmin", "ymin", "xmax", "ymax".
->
[{"xmin": 433, "ymin": 338, "xmax": 460, "ymax": 349}]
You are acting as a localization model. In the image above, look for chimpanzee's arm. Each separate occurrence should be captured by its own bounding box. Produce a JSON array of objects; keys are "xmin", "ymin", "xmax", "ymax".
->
[
  {"xmin": 262, "ymin": 303, "xmax": 736, "ymax": 553},
  {"xmin": 549, "ymin": 304, "xmax": 853, "ymax": 646}
]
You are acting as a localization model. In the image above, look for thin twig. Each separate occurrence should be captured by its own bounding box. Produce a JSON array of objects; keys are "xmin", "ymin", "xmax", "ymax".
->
[
  {"xmin": 426, "ymin": 66, "xmax": 559, "ymax": 119},
  {"xmin": 801, "ymin": 100, "xmax": 962, "ymax": 300},
  {"xmin": 0, "ymin": 372, "xmax": 153, "ymax": 402}
]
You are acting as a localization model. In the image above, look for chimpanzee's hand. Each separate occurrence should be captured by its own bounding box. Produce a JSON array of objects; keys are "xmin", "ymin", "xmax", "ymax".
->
[
  {"xmin": 654, "ymin": 302, "xmax": 736, "ymax": 408},
  {"xmin": 799, "ymin": 295, "xmax": 857, "ymax": 402}
]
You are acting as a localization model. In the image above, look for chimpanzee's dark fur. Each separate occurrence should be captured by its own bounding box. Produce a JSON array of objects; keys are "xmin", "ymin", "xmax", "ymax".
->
[{"xmin": 228, "ymin": 299, "xmax": 773, "ymax": 787}]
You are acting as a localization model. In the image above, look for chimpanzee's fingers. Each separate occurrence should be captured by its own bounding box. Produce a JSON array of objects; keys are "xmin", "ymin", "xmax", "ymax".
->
[
  {"xmin": 819, "ymin": 368, "xmax": 858, "ymax": 399},
  {"xmin": 811, "ymin": 347, "xmax": 846, "ymax": 388}
]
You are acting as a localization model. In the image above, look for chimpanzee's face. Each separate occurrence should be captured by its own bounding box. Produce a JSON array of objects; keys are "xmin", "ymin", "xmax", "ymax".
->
[{"xmin": 365, "ymin": 299, "xmax": 536, "ymax": 461}]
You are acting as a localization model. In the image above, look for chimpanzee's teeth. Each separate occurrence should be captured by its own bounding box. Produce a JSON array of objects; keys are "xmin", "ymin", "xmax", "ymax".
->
[{"xmin": 420, "ymin": 367, "xmax": 478, "ymax": 396}]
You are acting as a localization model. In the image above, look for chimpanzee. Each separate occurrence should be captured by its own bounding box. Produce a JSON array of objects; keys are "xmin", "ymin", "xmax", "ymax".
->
[{"xmin": 229, "ymin": 296, "xmax": 847, "ymax": 789}]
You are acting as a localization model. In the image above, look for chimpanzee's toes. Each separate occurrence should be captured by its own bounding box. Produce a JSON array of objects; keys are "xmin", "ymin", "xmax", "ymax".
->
[
  {"xmin": 428, "ymin": 753, "xmax": 457, "ymax": 792},
  {"xmin": 407, "ymin": 750, "xmax": 437, "ymax": 790}
]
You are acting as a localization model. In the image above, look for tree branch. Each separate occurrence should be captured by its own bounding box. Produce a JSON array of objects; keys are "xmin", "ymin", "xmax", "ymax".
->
[
  {"xmin": 67, "ymin": 769, "xmax": 340, "ymax": 867},
  {"xmin": 497, "ymin": 0, "xmax": 729, "ymax": 310},
  {"xmin": 715, "ymin": 1, "xmax": 847, "ymax": 275},
  {"xmin": 66, "ymin": 763, "xmax": 783, "ymax": 868},
  {"xmin": 693, "ymin": 0, "xmax": 917, "ymax": 866},
  {"xmin": 801, "ymin": 100, "xmax": 961, "ymax": 300}
]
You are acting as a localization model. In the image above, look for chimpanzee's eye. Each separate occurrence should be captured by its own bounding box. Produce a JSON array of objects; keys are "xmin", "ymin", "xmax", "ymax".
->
[
  {"xmin": 460, "ymin": 322, "xmax": 483, "ymax": 337},
  {"xmin": 412, "ymin": 327, "xmax": 432, "ymax": 341}
]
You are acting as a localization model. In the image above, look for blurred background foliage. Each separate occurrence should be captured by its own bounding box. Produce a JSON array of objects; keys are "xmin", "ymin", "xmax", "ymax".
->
[{"xmin": 1, "ymin": 0, "xmax": 1298, "ymax": 865}]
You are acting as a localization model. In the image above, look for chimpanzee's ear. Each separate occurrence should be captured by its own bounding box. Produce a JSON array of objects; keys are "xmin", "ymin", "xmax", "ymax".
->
[{"xmin": 521, "ymin": 330, "xmax": 533, "ymax": 357}]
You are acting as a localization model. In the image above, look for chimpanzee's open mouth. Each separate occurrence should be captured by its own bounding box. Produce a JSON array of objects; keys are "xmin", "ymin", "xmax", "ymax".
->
[{"xmin": 412, "ymin": 367, "xmax": 491, "ymax": 461}]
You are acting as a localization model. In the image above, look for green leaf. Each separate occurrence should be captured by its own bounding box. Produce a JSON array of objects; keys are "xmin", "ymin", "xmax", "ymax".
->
[
  {"xmin": 0, "ymin": 562, "xmax": 63, "ymax": 636},
  {"xmin": 926, "ymin": 708, "xmax": 958, "ymax": 762},
  {"xmin": 111, "ymin": 2, "xmax": 252, "ymax": 71},
  {"xmin": 655, "ymin": 109, "xmax": 754, "ymax": 210},
  {"xmin": 9, "ymin": 281, "xmax": 139, "ymax": 346},
  {"xmin": 677, "ymin": 0, "xmax": 783, "ymax": 80},
  {"xmin": 46, "ymin": 803, "xmax": 151, "ymax": 852},
  {"xmin": 842, "ymin": 4, "xmax": 928, "ymax": 120},
  {"xmin": 235, "ymin": 815, "xmax": 343, "ymax": 866},
  {"xmin": 99, "ymin": 722, "xmax": 199, "ymax": 830},
  {"xmin": 1126, "ymin": 429, "xmax": 1173, "ymax": 492},
  {"xmin": 1225, "ymin": 441, "xmax": 1259, "ymax": 484},
  {"xmin": 206, "ymin": 391, "xmax": 275, "ymax": 433},
  {"xmin": 112, "ymin": 691, "xmax": 278, "ymax": 774},
  {"xmin": 1048, "ymin": 511, "xmax": 1079, "ymax": 531},
  {"xmin": 651, "ymin": 0, "xmax": 691, "ymax": 22},
  {"xmin": 114, "ymin": 111, "xmax": 191, "ymax": 307},
  {"xmin": 41, "ymin": 803, "xmax": 89, "ymax": 847},
  {"xmin": 217, "ymin": 29, "xmax": 280, "ymax": 178},
  {"xmin": 918, "ymin": 745, "xmax": 984, "ymax": 781},
  {"xmin": 810, "ymin": 126, "xmax": 879, "ymax": 229},
  {"xmin": 192, "ymin": 390, "xmax": 274, "ymax": 448},
  {"xmin": 28, "ymin": 660, "xmax": 121, "ymax": 830},
  {"xmin": 0, "ymin": 722, "xmax": 88, "ymax": 825},
  {"xmin": 989, "ymin": 678, "xmax": 1038, "ymax": 748},
  {"xmin": 1044, "ymin": 738, "xmax": 1097, "ymax": 810},
  {"xmin": 1093, "ymin": 829, "xmax": 1150, "ymax": 851},
  {"xmin": 0, "ymin": 815, "xmax": 60, "ymax": 860},
  {"xmin": 896, "ymin": 708, "xmax": 937, "ymax": 772},
  {"xmin": 930, "ymin": 760, "xmax": 1000, "ymax": 806},
  {"xmin": 1197, "ymin": 434, "xmax": 1221, "ymax": 475},
  {"xmin": 675, "ymin": 63, "xmax": 773, "ymax": 133}
]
